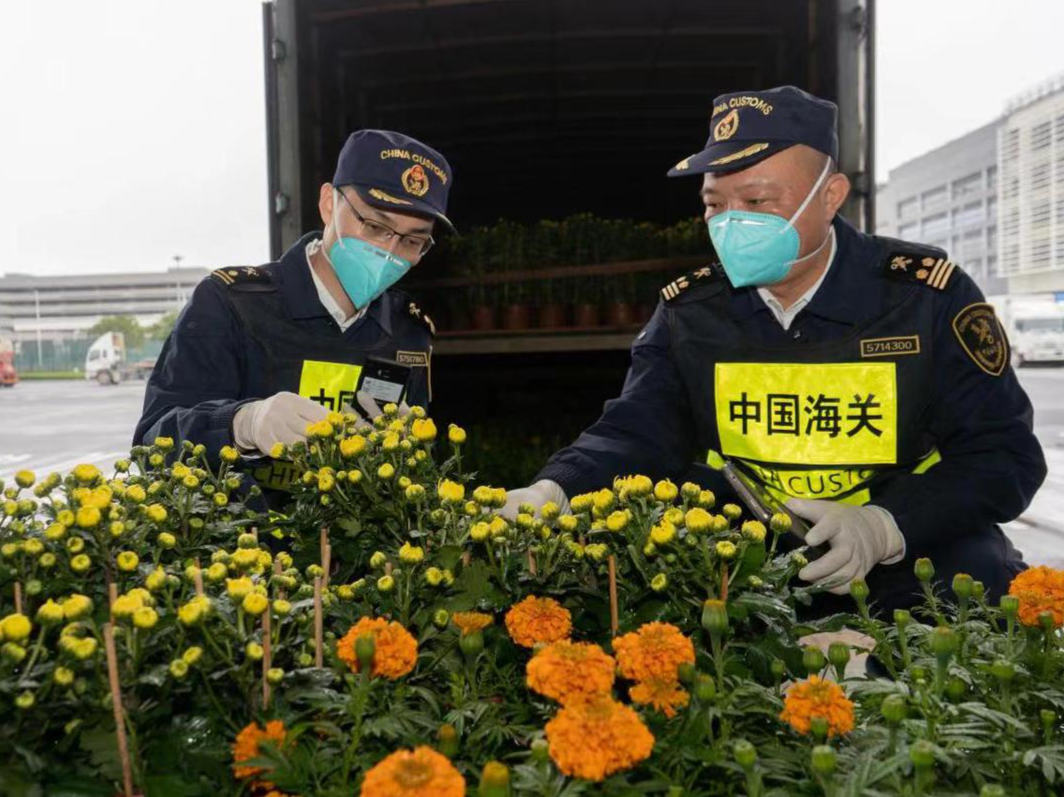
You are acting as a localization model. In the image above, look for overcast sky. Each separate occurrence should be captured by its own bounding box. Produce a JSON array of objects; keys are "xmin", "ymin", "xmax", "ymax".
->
[{"xmin": 1, "ymin": 0, "xmax": 1062, "ymax": 277}]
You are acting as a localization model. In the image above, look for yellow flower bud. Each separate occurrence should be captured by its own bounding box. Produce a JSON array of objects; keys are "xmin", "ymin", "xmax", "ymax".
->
[
  {"xmin": 116, "ymin": 551, "xmax": 139, "ymax": 572},
  {"xmin": 437, "ymin": 479, "xmax": 465, "ymax": 504},
  {"xmin": 36, "ymin": 599, "xmax": 65, "ymax": 625},
  {"xmin": 650, "ymin": 521, "xmax": 676, "ymax": 546},
  {"xmin": 145, "ymin": 567, "xmax": 167, "ymax": 592},
  {"xmin": 722, "ymin": 503, "xmax": 742, "ymax": 522},
  {"xmin": 133, "ymin": 607, "xmax": 158, "ymax": 629},
  {"xmin": 685, "ymin": 508, "xmax": 713, "ymax": 534},
  {"xmin": 75, "ymin": 507, "xmax": 101, "ymax": 529},
  {"xmin": 741, "ymin": 521, "xmax": 767, "ymax": 543},
  {"xmin": 399, "ymin": 542, "xmax": 425, "ymax": 564},
  {"xmin": 448, "ymin": 424, "xmax": 467, "ymax": 444},
  {"xmin": 111, "ymin": 595, "xmax": 143, "ymax": 618},
  {"xmin": 178, "ymin": 596, "xmax": 211, "ymax": 626},
  {"xmin": 715, "ymin": 540, "xmax": 737, "ymax": 560},
  {"xmin": 54, "ymin": 666, "xmax": 75, "ymax": 686},
  {"xmin": 242, "ymin": 593, "xmax": 269, "ymax": 616},
  {"xmin": 226, "ymin": 577, "xmax": 254, "ymax": 601},
  {"xmin": 654, "ymin": 479, "xmax": 679, "ymax": 502},
  {"xmin": 0, "ymin": 614, "xmax": 32, "ymax": 643},
  {"xmin": 377, "ymin": 574, "xmax": 395, "ymax": 593},
  {"xmin": 220, "ymin": 445, "xmax": 240, "ymax": 463},
  {"xmin": 62, "ymin": 594, "xmax": 93, "ymax": 620},
  {"xmin": 70, "ymin": 554, "xmax": 91, "ymax": 573},
  {"xmin": 73, "ymin": 464, "xmax": 101, "ymax": 484}
]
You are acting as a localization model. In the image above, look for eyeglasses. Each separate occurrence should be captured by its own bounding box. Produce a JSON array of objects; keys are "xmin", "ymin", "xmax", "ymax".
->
[{"xmin": 337, "ymin": 190, "xmax": 435, "ymax": 258}]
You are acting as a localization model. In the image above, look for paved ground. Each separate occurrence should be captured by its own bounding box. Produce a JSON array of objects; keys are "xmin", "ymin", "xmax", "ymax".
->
[{"xmin": 2, "ymin": 373, "xmax": 1064, "ymax": 565}]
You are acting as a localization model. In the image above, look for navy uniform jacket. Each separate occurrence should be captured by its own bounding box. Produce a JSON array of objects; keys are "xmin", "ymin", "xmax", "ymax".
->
[
  {"xmin": 134, "ymin": 233, "xmax": 434, "ymax": 464},
  {"xmin": 537, "ymin": 216, "xmax": 1047, "ymax": 559}
]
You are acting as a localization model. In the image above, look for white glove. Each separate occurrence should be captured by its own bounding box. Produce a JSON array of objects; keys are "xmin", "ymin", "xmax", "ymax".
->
[
  {"xmin": 500, "ymin": 479, "xmax": 570, "ymax": 520},
  {"xmin": 351, "ymin": 391, "xmax": 410, "ymax": 431},
  {"xmin": 232, "ymin": 391, "xmax": 330, "ymax": 455},
  {"xmin": 786, "ymin": 498, "xmax": 906, "ymax": 595}
]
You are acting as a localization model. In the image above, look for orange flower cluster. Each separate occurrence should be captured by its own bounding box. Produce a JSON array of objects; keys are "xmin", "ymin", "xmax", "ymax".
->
[
  {"xmin": 452, "ymin": 611, "xmax": 493, "ymax": 636},
  {"xmin": 613, "ymin": 622, "xmax": 694, "ymax": 719},
  {"xmin": 360, "ymin": 746, "xmax": 466, "ymax": 797},
  {"xmin": 232, "ymin": 720, "xmax": 287, "ymax": 783},
  {"xmin": 613, "ymin": 622, "xmax": 695, "ymax": 682},
  {"xmin": 526, "ymin": 640, "xmax": 616, "ymax": 704},
  {"xmin": 545, "ymin": 693, "xmax": 655, "ymax": 781},
  {"xmin": 337, "ymin": 617, "xmax": 418, "ymax": 679},
  {"xmin": 505, "ymin": 595, "xmax": 572, "ymax": 648},
  {"xmin": 779, "ymin": 676, "xmax": 855, "ymax": 738},
  {"xmin": 629, "ymin": 678, "xmax": 690, "ymax": 719},
  {"xmin": 1008, "ymin": 566, "xmax": 1064, "ymax": 628}
]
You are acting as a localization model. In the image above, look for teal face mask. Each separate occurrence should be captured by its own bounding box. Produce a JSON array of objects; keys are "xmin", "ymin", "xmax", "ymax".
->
[
  {"xmin": 707, "ymin": 159, "xmax": 831, "ymax": 288},
  {"xmin": 324, "ymin": 206, "xmax": 412, "ymax": 309}
]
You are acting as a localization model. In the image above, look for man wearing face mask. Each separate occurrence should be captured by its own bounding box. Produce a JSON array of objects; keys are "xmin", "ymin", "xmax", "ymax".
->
[
  {"xmin": 135, "ymin": 130, "xmax": 450, "ymax": 505},
  {"xmin": 506, "ymin": 86, "xmax": 1045, "ymax": 616}
]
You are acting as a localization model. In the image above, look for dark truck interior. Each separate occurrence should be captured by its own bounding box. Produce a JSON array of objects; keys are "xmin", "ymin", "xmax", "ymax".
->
[{"xmin": 265, "ymin": 0, "xmax": 868, "ymax": 485}]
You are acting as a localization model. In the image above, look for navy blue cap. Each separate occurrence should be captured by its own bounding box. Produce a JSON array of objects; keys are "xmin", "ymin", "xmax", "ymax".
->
[
  {"xmin": 667, "ymin": 86, "xmax": 838, "ymax": 177},
  {"xmin": 333, "ymin": 129, "xmax": 455, "ymax": 232}
]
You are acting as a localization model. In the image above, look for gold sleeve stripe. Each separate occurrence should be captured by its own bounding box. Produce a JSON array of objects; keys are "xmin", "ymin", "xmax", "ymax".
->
[
  {"xmin": 212, "ymin": 270, "xmax": 234, "ymax": 285},
  {"xmin": 926, "ymin": 258, "xmax": 947, "ymax": 287},
  {"xmin": 928, "ymin": 259, "xmax": 956, "ymax": 289},
  {"xmin": 935, "ymin": 260, "xmax": 957, "ymax": 289}
]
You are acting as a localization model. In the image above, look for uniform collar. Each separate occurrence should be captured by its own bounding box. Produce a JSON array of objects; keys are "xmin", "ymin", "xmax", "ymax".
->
[
  {"xmin": 273, "ymin": 231, "xmax": 394, "ymax": 335},
  {"xmin": 731, "ymin": 215, "xmax": 873, "ymax": 326}
]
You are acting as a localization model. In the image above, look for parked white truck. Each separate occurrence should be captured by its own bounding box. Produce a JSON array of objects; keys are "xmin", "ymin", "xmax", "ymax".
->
[
  {"xmin": 84, "ymin": 332, "xmax": 155, "ymax": 385},
  {"xmin": 987, "ymin": 294, "xmax": 1064, "ymax": 366}
]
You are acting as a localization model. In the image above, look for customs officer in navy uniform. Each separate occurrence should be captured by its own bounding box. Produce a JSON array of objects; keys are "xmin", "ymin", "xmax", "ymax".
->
[
  {"xmin": 504, "ymin": 87, "xmax": 1046, "ymax": 616},
  {"xmin": 135, "ymin": 130, "xmax": 452, "ymax": 507}
]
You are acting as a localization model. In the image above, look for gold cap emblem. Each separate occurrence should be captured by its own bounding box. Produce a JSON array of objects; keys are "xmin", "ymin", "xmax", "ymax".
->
[
  {"xmin": 401, "ymin": 164, "xmax": 430, "ymax": 197},
  {"xmin": 714, "ymin": 109, "xmax": 740, "ymax": 141}
]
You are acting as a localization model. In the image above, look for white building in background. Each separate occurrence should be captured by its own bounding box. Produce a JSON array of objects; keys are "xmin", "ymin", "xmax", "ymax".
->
[
  {"xmin": 998, "ymin": 74, "xmax": 1064, "ymax": 294},
  {"xmin": 0, "ymin": 267, "xmax": 209, "ymax": 343},
  {"xmin": 876, "ymin": 120, "xmax": 1005, "ymax": 296}
]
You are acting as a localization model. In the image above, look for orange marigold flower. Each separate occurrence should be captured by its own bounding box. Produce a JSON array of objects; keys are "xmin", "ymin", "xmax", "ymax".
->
[
  {"xmin": 629, "ymin": 678, "xmax": 690, "ymax": 718},
  {"xmin": 545, "ymin": 694, "xmax": 655, "ymax": 781},
  {"xmin": 232, "ymin": 719, "xmax": 287, "ymax": 781},
  {"xmin": 612, "ymin": 622, "xmax": 695, "ymax": 683},
  {"xmin": 1009, "ymin": 565, "xmax": 1064, "ymax": 628},
  {"xmin": 526, "ymin": 640, "xmax": 616, "ymax": 704},
  {"xmin": 452, "ymin": 611, "xmax": 493, "ymax": 637},
  {"xmin": 505, "ymin": 595, "xmax": 572, "ymax": 648},
  {"xmin": 359, "ymin": 745, "xmax": 465, "ymax": 797},
  {"xmin": 779, "ymin": 676, "xmax": 855, "ymax": 738},
  {"xmin": 337, "ymin": 617, "xmax": 418, "ymax": 679}
]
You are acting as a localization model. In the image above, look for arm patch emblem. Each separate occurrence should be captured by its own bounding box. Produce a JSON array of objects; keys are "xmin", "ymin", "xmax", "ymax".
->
[{"xmin": 952, "ymin": 302, "xmax": 1008, "ymax": 376}]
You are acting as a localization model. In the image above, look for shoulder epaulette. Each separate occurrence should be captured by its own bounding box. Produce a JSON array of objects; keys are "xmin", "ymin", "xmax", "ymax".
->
[
  {"xmin": 880, "ymin": 239, "xmax": 959, "ymax": 291},
  {"xmin": 406, "ymin": 301, "xmax": 436, "ymax": 336},
  {"xmin": 210, "ymin": 266, "xmax": 274, "ymax": 291},
  {"xmin": 660, "ymin": 264, "xmax": 722, "ymax": 302}
]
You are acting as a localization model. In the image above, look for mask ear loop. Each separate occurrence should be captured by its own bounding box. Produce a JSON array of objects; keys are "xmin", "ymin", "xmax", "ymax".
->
[
  {"xmin": 319, "ymin": 189, "xmax": 346, "ymax": 268},
  {"xmin": 782, "ymin": 158, "xmax": 834, "ymax": 265}
]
